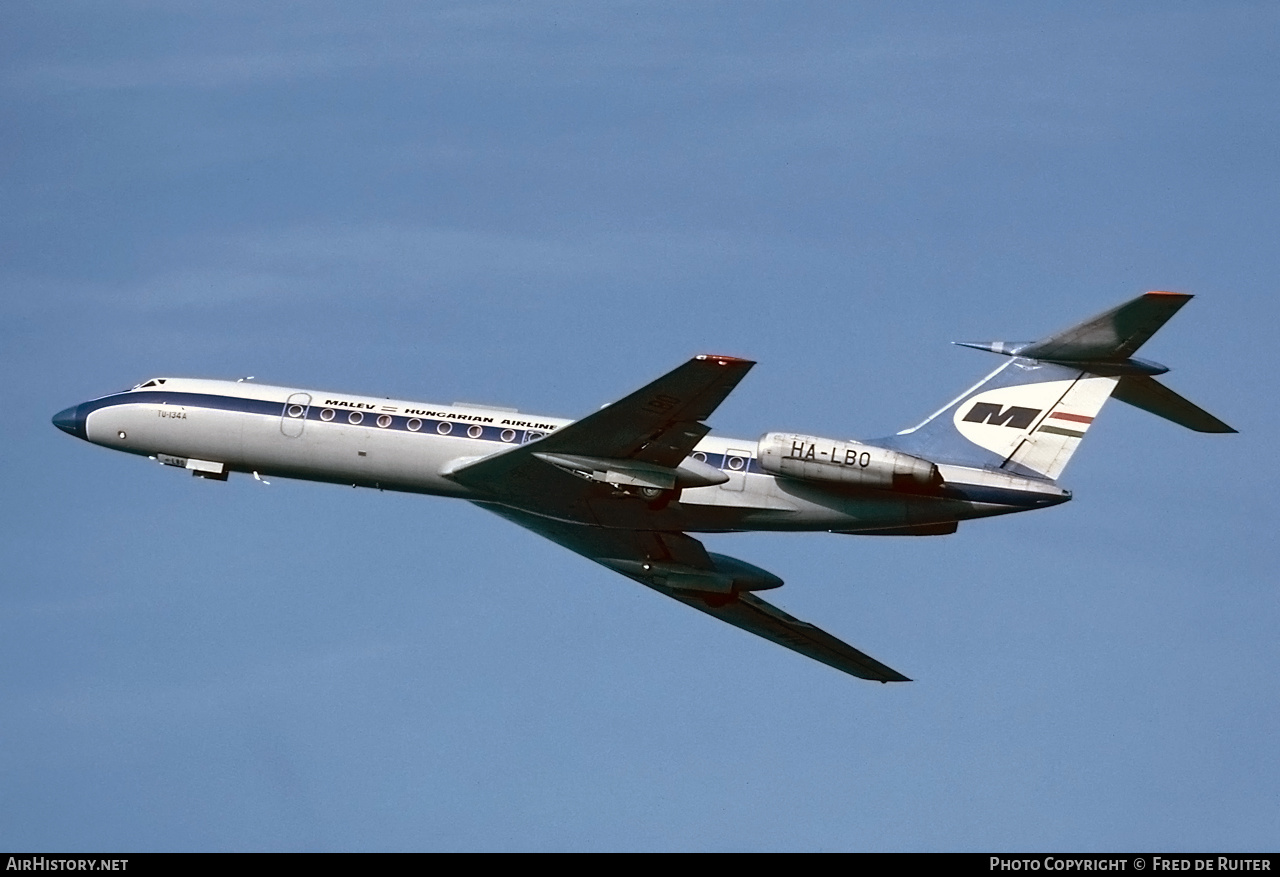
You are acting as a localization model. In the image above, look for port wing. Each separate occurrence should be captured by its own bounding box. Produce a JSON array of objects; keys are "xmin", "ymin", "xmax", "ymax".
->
[{"xmin": 445, "ymin": 354, "xmax": 754, "ymax": 514}]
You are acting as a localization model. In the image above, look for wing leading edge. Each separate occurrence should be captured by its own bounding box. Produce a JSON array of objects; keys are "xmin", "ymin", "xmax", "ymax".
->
[{"xmin": 478, "ymin": 503, "xmax": 910, "ymax": 683}]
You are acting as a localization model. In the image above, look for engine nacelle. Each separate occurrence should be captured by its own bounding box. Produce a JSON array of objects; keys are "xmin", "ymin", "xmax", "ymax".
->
[{"xmin": 757, "ymin": 432, "xmax": 941, "ymax": 491}]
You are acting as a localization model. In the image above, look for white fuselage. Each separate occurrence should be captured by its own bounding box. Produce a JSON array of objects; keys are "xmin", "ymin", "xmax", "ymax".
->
[{"xmin": 60, "ymin": 378, "xmax": 1069, "ymax": 533}]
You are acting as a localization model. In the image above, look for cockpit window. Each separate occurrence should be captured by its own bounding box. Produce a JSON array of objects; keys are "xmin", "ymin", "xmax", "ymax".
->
[{"xmin": 131, "ymin": 378, "xmax": 168, "ymax": 390}]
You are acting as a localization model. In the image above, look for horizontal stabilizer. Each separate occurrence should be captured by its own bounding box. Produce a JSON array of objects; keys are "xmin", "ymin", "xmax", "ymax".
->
[
  {"xmin": 1017, "ymin": 291, "xmax": 1192, "ymax": 361},
  {"xmin": 1112, "ymin": 375, "xmax": 1237, "ymax": 433}
]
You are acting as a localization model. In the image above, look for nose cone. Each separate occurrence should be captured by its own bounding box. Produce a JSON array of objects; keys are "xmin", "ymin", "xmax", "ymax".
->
[{"xmin": 52, "ymin": 404, "xmax": 87, "ymax": 440}]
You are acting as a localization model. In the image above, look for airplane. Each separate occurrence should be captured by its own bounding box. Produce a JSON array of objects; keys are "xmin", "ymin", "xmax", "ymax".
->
[{"xmin": 52, "ymin": 292, "xmax": 1234, "ymax": 682}]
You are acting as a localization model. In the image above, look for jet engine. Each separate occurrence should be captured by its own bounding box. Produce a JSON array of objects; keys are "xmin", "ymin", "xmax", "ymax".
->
[{"xmin": 757, "ymin": 432, "xmax": 941, "ymax": 491}]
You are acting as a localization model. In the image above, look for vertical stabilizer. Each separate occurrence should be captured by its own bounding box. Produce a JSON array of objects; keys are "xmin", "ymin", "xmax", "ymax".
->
[
  {"xmin": 880, "ymin": 291, "xmax": 1233, "ymax": 479},
  {"xmin": 883, "ymin": 360, "xmax": 1118, "ymax": 480}
]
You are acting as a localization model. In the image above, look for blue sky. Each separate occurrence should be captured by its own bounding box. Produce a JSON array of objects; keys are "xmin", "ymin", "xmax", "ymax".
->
[{"xmin": 2, "ymin": 2, "xmax": 1277, "ymax": 851}]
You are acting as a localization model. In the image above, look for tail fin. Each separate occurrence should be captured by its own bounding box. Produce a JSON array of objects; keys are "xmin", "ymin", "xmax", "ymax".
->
[
  {"xmin": 885, "ymin": 360, "xmax": 1120, "ymax": 480},
  {"xmin": 883, "ymin": 292, "xmax": 1235, "ymax": 480}
]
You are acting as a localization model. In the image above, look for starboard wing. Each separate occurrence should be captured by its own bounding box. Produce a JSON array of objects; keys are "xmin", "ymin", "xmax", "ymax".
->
[{"xmin": 477, "ymin": 502, "xmax": 910, "ymax": 683}]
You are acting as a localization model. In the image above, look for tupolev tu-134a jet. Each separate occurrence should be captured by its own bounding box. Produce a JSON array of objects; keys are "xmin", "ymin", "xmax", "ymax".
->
[{"xmin": 53, "ymin": 292, "xmax": 1234, "ymax": 682}]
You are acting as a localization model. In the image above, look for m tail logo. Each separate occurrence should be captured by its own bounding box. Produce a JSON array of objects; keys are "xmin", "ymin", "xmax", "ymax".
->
[
  {"xmin": 962, "ymin": 403, "xmax": 1041, "ymax": 429},
  {"xmin": 950, "ymin": 375, "xmax": 1120, "ymax": 478}
]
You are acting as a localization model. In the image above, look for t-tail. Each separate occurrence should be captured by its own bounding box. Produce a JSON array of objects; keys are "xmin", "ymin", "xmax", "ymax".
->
[{"xmin": 882, "ymin": 292, "xmax": 1235, "ymax": 482}]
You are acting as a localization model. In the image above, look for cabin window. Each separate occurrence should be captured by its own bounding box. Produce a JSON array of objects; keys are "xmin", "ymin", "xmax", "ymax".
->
[
  {"xmin": 287, "ymin": 405, "xmax": 304, "ymax": 418},
  {"xmin": 467, "ymin": 425, "xmax": 483, "ymax": 438},
  {"xmin": 437, "ymin": 421, "xmax": 453, "ymax": 435},
  {"xmin": 348, "ymin": 412, "xmax": 363, "ymax": 425},
  {"xmin": 407, "ymin": 418, "xmax": 422, "ymax": 432},
  {"xmin": 377, "ymin": 414, "xmax": 392, "ymax": 428},
  {"xmin": 692, "ymin": 452, "xmax": 707, "ymax": 463},
  {"xmin": 320, "ymin": 409, "xmax": 335, "ymax": 421},
  {"xmin": 500, "ymin": 429, "xmax": 516, "ymax": 442}
]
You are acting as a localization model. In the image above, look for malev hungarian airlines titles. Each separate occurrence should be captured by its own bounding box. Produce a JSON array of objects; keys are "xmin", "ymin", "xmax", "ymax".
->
[{"xmin": 54, "ymin": 293, "xmax": 1233, "ymax": 681}]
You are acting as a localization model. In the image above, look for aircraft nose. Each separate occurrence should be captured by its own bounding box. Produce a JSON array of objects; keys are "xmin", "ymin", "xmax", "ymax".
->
[{"xmin": 52, "ymin": 404, "xmax": 87, "ymax": 440}]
